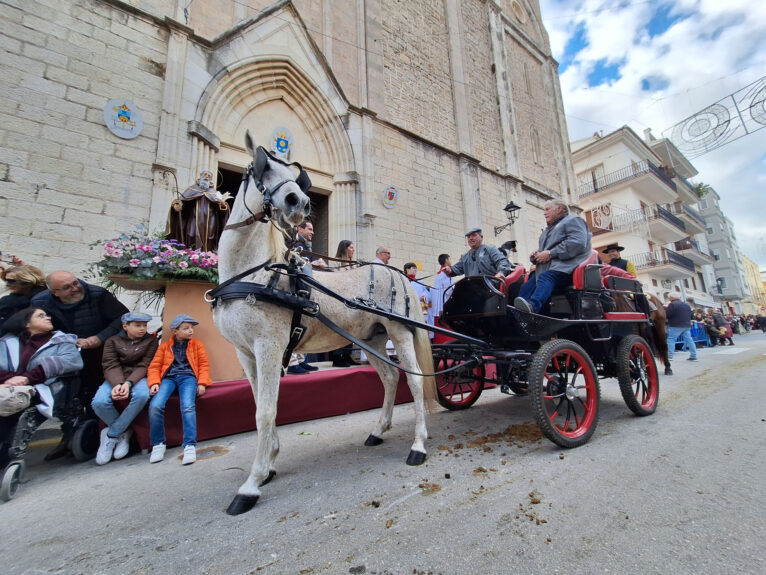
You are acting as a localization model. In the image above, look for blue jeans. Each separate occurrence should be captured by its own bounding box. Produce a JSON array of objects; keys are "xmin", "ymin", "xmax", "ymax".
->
[
  {"xmin": 149, "ymin": 374, "xmax": 198, "ymax": 448},
  {"xmin": 519, "ymin": 269, "xmax": 572, "ymax": 312},
  {"xmin": 667, "ymin": 326, "xmax": 697, "ymax": 359},
  {"xmin": 92, "ymin": 379, "xmax": 150, "ymax": 438}
]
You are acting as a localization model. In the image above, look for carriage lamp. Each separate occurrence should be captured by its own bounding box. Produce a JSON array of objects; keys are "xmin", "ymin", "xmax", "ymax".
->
[{"xmin": 494, "ymin": 201, "xmax": 521, "ymax": 235}]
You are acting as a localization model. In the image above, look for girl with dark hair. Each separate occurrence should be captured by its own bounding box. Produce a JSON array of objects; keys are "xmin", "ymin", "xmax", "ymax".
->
[
  {"xmin": 331, "ymin": 240, "xmax": 356, "ymax": 269},
  {"xmin": 0, "ymin": 307, "xmax": 83, "ymax": 463}
]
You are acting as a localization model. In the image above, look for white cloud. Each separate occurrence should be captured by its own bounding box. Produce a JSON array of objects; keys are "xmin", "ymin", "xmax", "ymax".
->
[{"xmin": 540, "ymin": 0, "xmax": 766, "ymax": 267}]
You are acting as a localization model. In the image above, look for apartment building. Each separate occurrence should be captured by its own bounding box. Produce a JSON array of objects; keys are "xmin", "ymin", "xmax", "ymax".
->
[{"xmin": 571, "ymin": 126, "xmax": 716, "ymax": 307}]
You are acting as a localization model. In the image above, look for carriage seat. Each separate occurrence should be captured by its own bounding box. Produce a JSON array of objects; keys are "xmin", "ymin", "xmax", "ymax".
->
[
  {"xmin": 600, "ymin": 265, "xmax": 642, "ymax": 293},
  {"xmin": 571, "ymin": 250, "xmax": 602, "ymax": 290},
  {"xmin": 503, "ymin": 265, "xmax": 526, "ymax": 291}
]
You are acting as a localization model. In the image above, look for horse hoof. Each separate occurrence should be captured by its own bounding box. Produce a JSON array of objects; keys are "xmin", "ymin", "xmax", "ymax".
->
[
  {"xmin": 364, "ymin": 434, "xmax": 384, "ymax": 446},
  {"xmin": 665, "ymin": 368, "xmax": 673, "ymax": 376},
  {"xmin": 226, "ymin": 494, "xmax": 259, "ymax": 515},
  {"xmin": 406, "ymin": 450, "xmax": 427, "ymax": 466},
  {"xmin": 260, "ymin": 470, "xmax": 277, "ymax": 486}
]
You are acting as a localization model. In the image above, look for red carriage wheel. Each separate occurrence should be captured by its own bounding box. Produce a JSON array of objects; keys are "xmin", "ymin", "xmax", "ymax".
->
[
  {"xmin": 616, "ymin": 334, "xmax": 659, "ymax": 416},
  {"xmin": 434, "ymin": 353, "xmax": 485, "ymax": 411},
  {"xmin": 529, "ymin": 339, "xmax": 600, "ymax": 448}
]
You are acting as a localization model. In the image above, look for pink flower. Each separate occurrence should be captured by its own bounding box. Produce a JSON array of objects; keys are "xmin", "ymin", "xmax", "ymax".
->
[
  {"xmin": 128, "ymin": 258, "xmax": 140, "ymax": 267},
  {"xmin": 190, "ymin": 253, "xmax": 200, "ymax": 261},
  {"xmin": 178, "ymin": 261, "xmax": 189, "ymax": 269},
  {"xmin": 153, "ymin": 256, "xmax": 162, "ymax": 263},
  {"xmin": 112, "ymin": 249, "xmax": 123, "ymax": 257}
]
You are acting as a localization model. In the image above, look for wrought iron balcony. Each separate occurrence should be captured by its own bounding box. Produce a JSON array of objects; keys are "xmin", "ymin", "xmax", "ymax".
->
[
  {"xmin": 578, "ymin": 159, "xmax": 677, "ymax": 199},
  {"xmin": 633, "ymin": 248, "xmax": 695, "ymax": 274},
  {"xmin": 666, "ymin": 202, "xmax": 705, "ymax": 226},
  {"xmin": 674, "ymin": 238, "xmax": 715, "ymax": 265},
  {"xmin": 646, "ymin": 204, "xmax": 685, "ymax": 230}
]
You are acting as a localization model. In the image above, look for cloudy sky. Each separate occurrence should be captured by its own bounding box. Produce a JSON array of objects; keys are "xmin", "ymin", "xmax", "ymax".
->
[{"xmin": 538, "ymin": 0, "xmax": 766, "ymax": 268}]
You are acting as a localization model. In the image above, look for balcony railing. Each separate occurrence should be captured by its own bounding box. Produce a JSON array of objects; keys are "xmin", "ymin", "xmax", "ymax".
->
[
  {"xmin": 578, "ymin": 159, "xmax": 677, "ymax": 199},
  {"xmin": 674, "ymin": 239, "xmax": 712, "ymax": 257},
  {"xmin": 666, "ymin": 202, "xmax": 705, "ymax": 226},
  {"xmin": 645, "ymin": 204, "xmax": 686, "ymax": 232},
  {"xmin": 633, "ymin": 248, "xmax": 695, "ymax": 272}
]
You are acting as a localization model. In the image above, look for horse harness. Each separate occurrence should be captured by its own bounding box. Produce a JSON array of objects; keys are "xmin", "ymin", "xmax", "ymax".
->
[{"xmin": 209, "ymin": 153, "xmax": 485, "ymax": 375}]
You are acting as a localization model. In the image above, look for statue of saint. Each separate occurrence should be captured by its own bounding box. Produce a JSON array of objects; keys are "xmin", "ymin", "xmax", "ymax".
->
[{"xmin": 166, "ymin": 169, "xmax": 232, "ymax": 252}]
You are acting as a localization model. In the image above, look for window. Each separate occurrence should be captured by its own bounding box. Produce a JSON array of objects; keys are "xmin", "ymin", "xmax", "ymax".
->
[
  {"xmin": 706, "ymin": 227, "xmax": 713, "ymax": 235},
  {"xmin": 683, "ymin": 279, "xmax": 690, "ymax": 288},
  {"xmin": 711, "ymin": 249, "xmax": 719, "ymax": 261},
  {"xmin": 726, "ymin": 248, "xmax": 731, "ymax": 259},
  {"xmin": 719, "ymin": 277, "xmax": 728, "ymax": 289},
  {"xmin": 699, "ymin": 199, "xmax": 708, "ymax": 210},
  {"xmin": 651, "ymin": 279, "xmax": 658, "ymax": 286},
  {"xmin": 531, "ymin": 127, "xmax": 542, "ymax": 165}
]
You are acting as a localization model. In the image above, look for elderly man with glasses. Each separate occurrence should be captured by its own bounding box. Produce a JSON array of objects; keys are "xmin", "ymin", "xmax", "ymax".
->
[{"xmin": 31, "ymin": 271, "xmax": 129, "ymax": 460}]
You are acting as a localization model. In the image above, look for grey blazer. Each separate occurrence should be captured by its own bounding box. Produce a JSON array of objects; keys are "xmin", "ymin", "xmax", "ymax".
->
[{"xmin": 535, "ymin": 214, "xmax": 592, "ymax": 275}]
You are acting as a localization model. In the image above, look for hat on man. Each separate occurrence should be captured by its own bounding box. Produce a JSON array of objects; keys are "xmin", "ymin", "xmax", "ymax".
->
[
  {"xmin": 601, "ymin": 243, "xmax": 625, "ymax": 254},
  {"xmin": 465, "ymin": 227, "xmax": 482, "ymax": 237},
  {"xmin": 170, "ymin": 314, "xmax": 199, "ymax": 329},
  {"xmin": 121, "ymin": 312, "xmax": 152, "ymax": 324}
]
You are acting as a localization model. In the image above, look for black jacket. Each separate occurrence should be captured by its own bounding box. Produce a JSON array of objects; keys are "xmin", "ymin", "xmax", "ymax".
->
[
  {"xmin": 31, "ymin": 280, "xmax": 128, "ymax": 343},
  {"xmin": 0, "ymin": 287, "xmax": 47, "ymax": 333}
]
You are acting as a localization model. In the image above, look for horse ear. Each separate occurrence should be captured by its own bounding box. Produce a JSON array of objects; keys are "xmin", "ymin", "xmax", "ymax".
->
[
  {"xmin": 295, "ymin": 169, "xmax": 312, "ymax": 192},
  {"xmin": 244, "ymin": 130, "xmax": 256, "ymax": 158},
  {"xmin": 253, "ymin": 146, "xmax": 269, "ymax": 181}
]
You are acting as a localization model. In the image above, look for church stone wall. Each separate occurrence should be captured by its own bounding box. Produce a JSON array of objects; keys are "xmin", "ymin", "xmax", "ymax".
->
[
  {"xmin": 380, "ymin": 0, "xmax": 457, "ymax": 150},
  {"xmin": 0, "ymin": 0, "xmax": 167, "ymax": 273}
]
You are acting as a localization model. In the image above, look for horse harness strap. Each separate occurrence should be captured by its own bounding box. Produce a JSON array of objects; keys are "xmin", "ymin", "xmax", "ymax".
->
[{"xmin": 223, "ymin": 212, "xmax": 267, "ymax": 231}]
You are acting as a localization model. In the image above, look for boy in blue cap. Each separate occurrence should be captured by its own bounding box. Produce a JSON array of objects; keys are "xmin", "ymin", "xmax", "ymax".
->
[
  {"xmin": 147, "ymin": 314, "xmax": 212, "ymax": 465},
  {"xmin": 93, "ymin": 312, "xmax": 159, "ymax": 465}
]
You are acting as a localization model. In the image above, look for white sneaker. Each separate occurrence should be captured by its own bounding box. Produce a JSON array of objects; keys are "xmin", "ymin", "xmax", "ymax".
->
[
  {"xmin": 182, "ymin": 445, "xmax": 196, "ymax": 465},
  {"xmin": 95, "ymin": 428, "xmax": 118, "ymax": 465},
  {"xmin": 113, "ymin": 429, "xmax": 132, "ymax": 460},
  {"xmin": 149, "ymin": 443, "xmax": 166, "ymax": 463}
]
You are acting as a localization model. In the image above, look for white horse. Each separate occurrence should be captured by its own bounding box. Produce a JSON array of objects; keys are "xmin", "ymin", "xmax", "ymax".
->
[{"xmin": 213, "ymin": 131, "xmax": 436, "ymax": 515}]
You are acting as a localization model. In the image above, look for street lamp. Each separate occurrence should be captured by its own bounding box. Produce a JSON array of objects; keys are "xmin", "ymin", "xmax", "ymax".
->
[{"xmin": 494, "ymin": 201, "xmax": 521, "ymax": 235}]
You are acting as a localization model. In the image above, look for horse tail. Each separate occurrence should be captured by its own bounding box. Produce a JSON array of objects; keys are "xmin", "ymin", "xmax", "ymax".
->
[{"xmin": 413, "ymin": 325, "xmax": 438, "ymax": 413}]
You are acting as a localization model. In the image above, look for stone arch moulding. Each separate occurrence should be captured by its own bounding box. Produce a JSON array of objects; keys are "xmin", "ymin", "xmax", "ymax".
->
[
  {"xmin": 192, "ymin": 56, "xmax": 358, "ymax": 239},
  {"xmin": 194, "ymin": 57, "xmax": 353, "ymax": 182}
]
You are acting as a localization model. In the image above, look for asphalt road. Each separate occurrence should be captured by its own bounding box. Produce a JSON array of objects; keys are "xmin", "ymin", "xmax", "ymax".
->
[{"xmin": 2, "ymin": 332, "xmax": 765, "ymax": 575}]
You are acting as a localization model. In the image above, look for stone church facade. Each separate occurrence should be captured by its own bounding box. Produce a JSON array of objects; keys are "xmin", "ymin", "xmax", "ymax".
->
[{"xmin": 1, "ymin": 0, "xmax": 574, "ymax": 276}]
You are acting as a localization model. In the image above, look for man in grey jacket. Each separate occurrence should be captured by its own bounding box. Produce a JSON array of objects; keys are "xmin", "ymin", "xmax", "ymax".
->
[
  {"xmin": 445, "ymin": 228, "xmax": 511, "ymax": 279},
  {"xmin": 514, "ymin": 200, "xmax": 592, "ymax": 314}
]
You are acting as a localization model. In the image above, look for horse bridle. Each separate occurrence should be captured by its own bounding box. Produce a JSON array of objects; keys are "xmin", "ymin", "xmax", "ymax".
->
[{"xmin": 224, "ymin": 146, "xmax": 312, "ymax": 231}]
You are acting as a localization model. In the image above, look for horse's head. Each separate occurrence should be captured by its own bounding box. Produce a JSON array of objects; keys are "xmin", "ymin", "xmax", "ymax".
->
[{"xmin": 242, "ymin": 130, "xmax": 311, "ymax": 228}]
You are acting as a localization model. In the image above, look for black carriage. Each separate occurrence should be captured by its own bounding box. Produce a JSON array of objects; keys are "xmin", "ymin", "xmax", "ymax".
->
[{"xmin": 432, "ymin": 252, "xmax": 660, "ymax": 448}]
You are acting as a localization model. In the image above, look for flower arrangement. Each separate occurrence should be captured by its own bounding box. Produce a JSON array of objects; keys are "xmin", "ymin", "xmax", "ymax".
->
[{"xmin": 90, "ymin": 228, "xmax": 218, "ymax": 288}]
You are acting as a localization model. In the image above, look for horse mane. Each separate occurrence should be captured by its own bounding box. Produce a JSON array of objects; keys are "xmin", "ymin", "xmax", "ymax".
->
[{"xmin": 268, "ymin": 221, "xmax": 287, "ymax": 264}]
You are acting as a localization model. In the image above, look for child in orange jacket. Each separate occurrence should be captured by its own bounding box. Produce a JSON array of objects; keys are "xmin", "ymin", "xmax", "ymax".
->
[{"xmin": 147, "ymin": 314, "xmax": 212, "ymax": 465}]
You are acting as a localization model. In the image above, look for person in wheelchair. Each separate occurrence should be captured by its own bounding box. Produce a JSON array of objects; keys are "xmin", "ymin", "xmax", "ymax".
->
[{"xmin": 0, "ymin": 307, "xmax": 83, "ymax": 470}]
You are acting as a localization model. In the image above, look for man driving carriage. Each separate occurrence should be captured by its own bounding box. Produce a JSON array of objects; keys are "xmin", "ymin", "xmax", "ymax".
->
[
  {"xmin": 444, "ymin": 228, "xmax": 511, "ymax": 279},
  {"xmin": 513, "ymin": 199, "xmax": 591, "ymax": 314}
]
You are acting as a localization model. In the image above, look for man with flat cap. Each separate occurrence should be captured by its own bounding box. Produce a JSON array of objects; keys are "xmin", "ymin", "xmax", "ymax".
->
[
  {"xmin": 444, "ymin": 227, "xmax": 511, "ymax": 279},
  {"xmin": 602, "ymin": 243, "xmax": 636, "ymax": 276}
]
